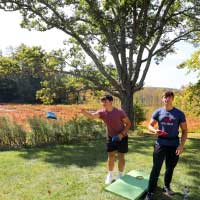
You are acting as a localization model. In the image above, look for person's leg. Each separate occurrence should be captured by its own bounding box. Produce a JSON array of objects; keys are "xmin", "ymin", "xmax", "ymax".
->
[
  {"xmin": 148, "ymin": 145, "xmax": 166, "ymax": 193},
  {"xmin": 117, "ymin": 136, "xmax": 128, "ymax": 178},
  {"xmin": 107, "ymin": 151, "xmax": 116, "ymax": 171},
  {"xmin": 118, "ymin": 152, "xmax": 125, "ymax": 177},
  {"xmin": 105, "ymin": 136, "xmax": 117, "ymax": 184},
  {"xmin": 164, "ymin": 147, "xmax": 179, "ymax": 188},
  {"xmin": 105, "ymin": 151, "xmax": 116, "ymax": 184}
]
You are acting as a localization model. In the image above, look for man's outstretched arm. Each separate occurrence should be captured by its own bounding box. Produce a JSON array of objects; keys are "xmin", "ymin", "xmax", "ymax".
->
[{"xmin": 80, "ymin": 109, "xmax": 100, "ymax": 119}]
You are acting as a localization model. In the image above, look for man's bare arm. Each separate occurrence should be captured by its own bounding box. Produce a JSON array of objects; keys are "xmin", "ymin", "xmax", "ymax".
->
[
  {"xmin": 148, "ymin": 119, "xmax": 158, "ymax": 133},
  {"xmin": 118, "ymin": 117, "xmax": 131, "ymax": 140},
  {"xmin": 80, "ymin": 109, "xmax": 100, "ymax": 119},
  {"xmin": 176, "ymin": 122, "xmax": 188, "ymax": 155}
]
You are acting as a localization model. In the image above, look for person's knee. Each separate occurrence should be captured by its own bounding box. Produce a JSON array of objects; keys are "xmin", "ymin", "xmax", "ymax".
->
[{"xmin": 108, "ymin": 152, "xmax": 115, "ymax": 162}]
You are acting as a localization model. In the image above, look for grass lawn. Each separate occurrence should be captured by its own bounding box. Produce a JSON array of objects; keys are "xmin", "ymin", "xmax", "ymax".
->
[{"xmin": 0, "ymin": 134, "xmax": 199, "ymax": 200}]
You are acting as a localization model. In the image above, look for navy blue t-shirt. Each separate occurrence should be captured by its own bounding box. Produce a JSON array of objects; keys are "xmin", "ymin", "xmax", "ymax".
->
[{"xmin": 152, "ymin": 107, "xmax": 186, "ymax": 147}]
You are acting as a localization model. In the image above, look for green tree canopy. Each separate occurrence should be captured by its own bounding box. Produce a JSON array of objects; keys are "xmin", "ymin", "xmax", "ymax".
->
[
  {"xmin": 1, "ymin": 0, "xmax": 200, "ymax": 124},
  {"xmin": 177, "ymin": 47, "xmax": 200, "ymax": 116},
  {"xmin": 178, "ymin": 49, "xmax": 200, "ymax": 76},
  {"xmin": 0, "ymin": 45, "xmax": 71, "ymax": 103}
]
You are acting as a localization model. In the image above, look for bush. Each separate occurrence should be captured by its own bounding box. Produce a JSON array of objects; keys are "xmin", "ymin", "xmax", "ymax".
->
[
  {"xmin": 134, "ymin": 102, "xmax": 146, "ymax": 126},
  {"xmin": 0, "ymin": 115, "xmax": 105, "ymax": 149},
  {"xmin": 28, "ymin": 116, "xmax": 61, "ymax": 145},
  {"xmin": 62, "ymin": 116, "xmax": 105, "ymax": 142},
  {"xmin": 0, "ymin": 117, "xmax": 26, "ymax": 149},
  {"xmin": 28, "ymin": 115, "xmax": 105, "ymax": 146}
]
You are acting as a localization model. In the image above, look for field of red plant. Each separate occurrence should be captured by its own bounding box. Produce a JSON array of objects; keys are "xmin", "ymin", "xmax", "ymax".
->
[
  {"xmin": 0, "ymin": 103, "xmax": 199, "ymax": 134},
  {"xmin": 0, "ymin": 103, "xmax": 100, "ymax": 130}
]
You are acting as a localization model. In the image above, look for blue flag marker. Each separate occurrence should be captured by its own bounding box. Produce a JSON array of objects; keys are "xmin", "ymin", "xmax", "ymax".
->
[{"xmin": 46, "ymin": 112, "xmax": 57, "ymax": 119}]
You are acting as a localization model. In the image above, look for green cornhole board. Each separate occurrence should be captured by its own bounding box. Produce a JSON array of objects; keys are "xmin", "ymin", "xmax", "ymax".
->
[{"xmin": 105, "ymin": 170, "xmax": 149, "ymax": 200}]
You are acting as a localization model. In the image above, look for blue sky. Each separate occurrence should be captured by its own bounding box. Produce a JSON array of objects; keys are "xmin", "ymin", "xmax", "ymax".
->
[{"xmin": 0, "ymin": 10, "xmax": 198, "ymax": 89}]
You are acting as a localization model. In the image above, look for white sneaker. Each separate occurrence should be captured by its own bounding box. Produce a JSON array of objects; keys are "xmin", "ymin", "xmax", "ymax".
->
[
  {"xmin": 105, "ymin": 174, "xmax": 113, "ymax": 184},
  {"xmin": 116, "ymin": 173, "xmax": 123, "ymax": 180}
]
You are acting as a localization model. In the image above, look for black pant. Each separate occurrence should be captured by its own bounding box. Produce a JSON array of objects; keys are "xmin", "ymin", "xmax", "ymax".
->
[{"xmin": 148, "ymin": 144, "xmax": 179, "ymax": 193}]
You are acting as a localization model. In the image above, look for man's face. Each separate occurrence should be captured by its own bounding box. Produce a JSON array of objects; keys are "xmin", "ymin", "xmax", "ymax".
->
[
  {"xmin": 101, "ymin": 99, "xmax": 112, "ymax": 109},
  {"xmin": 162, "ymin": 95, "xmax": 174, "ymax": 105}
]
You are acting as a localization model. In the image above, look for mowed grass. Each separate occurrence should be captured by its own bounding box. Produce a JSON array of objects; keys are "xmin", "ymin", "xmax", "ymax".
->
[{"xmin": 0, "ymin": 134, "xmax": 200, "ymax": 200}]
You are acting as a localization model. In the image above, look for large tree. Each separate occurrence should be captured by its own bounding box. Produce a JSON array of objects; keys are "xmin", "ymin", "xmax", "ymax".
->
[{"xmin": 0, "ymin": 0, "xmax": 200, "ymax": 125}]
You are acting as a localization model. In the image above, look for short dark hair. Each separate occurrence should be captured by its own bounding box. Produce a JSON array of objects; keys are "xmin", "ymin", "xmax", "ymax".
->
[
  {"xmin": 101, "ymin": 94, "xmax": 113, "ymax": 102},
  {"xmin": 162, "ymin": 90, "xmax": 174, "ymax": 98}
]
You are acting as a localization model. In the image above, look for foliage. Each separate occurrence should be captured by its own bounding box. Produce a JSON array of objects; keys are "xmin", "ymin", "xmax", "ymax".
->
[
  {"xmin": 1, "ymin": 1, "xmax": 200, "ymax": 124},
  {"xmin": 176, "ymin": 46, "xmax": 200, "ymax": 116},
  {"xmin": 174, "ymin": 82, "xmax": 200, "ymax": 116},
  {"xmin": 0, "ymin": 45, "xmax": 84, "ymax": 104},
  {"xmin": 134, "ymin": 102, "xmax": 146, "ymax": 126},
  {"xmin": 28, "ymin": 116, "xmax": 105, "ymax": 147},
  {"xmin": 0, "ymin": 117, "xmax": 26, "ymax": 148},
  {"xmin": 178, "ymin": 49, "xmax": 200, "ymax": 75},
  {"xmin": 0, "ymin": 112, "xmax": 105, "ymax": 149}
]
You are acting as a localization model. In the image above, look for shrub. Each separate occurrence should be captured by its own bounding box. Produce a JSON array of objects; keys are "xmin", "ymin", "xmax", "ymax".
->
[
  {"xmin": 134, "ymin": 102, "xmax": 146, "ymax": 126},
  {"xmin": 0, "ymin": 115, "xmax": 106, "ymax": 148},
  {"xmin": 28, "ymin": 116, "xmax": 58, "ymax": 145},
  {"xmin": 62, "ymin": 116, "xmax": 105, "ymax": 142},
  {"xmin": 28, "ymin": 115, "xmax": 105, "ymax": 146},
  {"xmin": 0, "ymin": 117, "xmax": 26, "ymax": 149}
]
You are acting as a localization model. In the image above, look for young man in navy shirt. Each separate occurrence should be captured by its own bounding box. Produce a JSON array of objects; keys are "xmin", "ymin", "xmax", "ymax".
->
[{"xmin": 145, "ymin": 91, "xmax": 188, "ymax": 200}]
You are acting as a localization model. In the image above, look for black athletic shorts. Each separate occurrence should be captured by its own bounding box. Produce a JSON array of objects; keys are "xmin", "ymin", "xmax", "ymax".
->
[{"xmin": 106, "ymin": 136, "xmax": 128, "ymax": 153}]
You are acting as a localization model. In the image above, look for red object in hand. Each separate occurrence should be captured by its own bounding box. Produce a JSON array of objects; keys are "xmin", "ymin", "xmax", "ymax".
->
[{"xmin": 156, "ymin": 130, "xmax": 168, "ymax": 137}]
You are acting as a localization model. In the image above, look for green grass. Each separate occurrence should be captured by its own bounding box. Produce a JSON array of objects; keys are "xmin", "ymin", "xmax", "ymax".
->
[{"xmin": 0, "ymin": 134, "xmax": 199, "ymax": 200}]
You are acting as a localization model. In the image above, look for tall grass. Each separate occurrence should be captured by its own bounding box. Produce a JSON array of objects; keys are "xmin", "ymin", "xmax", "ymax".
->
[
  {"xmin": 0, "ymin": 115, "xmax": 106, "ymax": 149},
  {"xmin": 28, "ymin": 115, "xmax": 106, "ymax": 146},
  {"xmin": 0, "ymin": 117, "xmax": 26, "ymax": 149}
]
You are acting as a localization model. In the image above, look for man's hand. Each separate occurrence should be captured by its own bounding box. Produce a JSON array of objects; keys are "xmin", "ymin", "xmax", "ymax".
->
[
  {"xmin": 156, "ymin": 130, "xmax": 168, "ymax": 137},
  {"xmin": 112, "ymin": 134, "xmax": 123, "ymax": 142},
  {"xmin": 80, "ymin": 108, "xmax": 86, "ymax": 114},
  {"xmin": 112, "ymin": 135, "xmax": 119, "ymax": 142},
  {"xmin": 176, "ymin": 145, "xmax": 184, "ymax": 155},
  {"xmin": 118, "ymin": 134, "xmax": 123, "ymax": 141}
]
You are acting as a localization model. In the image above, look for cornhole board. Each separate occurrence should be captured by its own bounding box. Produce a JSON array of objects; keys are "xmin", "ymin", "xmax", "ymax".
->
[
  {"xmin": 105, "ymin": 170, "xmax": 149, "ymax": 200},
  {"xmin": 46, "ymin": 112, "xmax": 57, "ymax": 119}
]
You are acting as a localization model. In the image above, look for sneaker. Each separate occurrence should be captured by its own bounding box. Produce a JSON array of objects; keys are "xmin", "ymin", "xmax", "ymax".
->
[
  {"xmin": 144, "ymin": 192, "xmax": 154, "ymax": 200},
  {"xmin": 116, "ymin": 172, "xmax": 123, "ymax": 180},
  {"xmin": 105, "ymin": 174, "xmax": 113, "ymax": 184},
  {"xmin": 163, "ymin": 185, "xmax": 175, "ymax": 196}
]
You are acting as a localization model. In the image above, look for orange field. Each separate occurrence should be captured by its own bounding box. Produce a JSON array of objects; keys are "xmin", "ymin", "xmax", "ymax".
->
[
  {"xmin": 0, "ymin": 103, "xmax": 100, "ymax": 130},
  {"xmin": 0, "ymin": 103, "xmax": 199, "ymax": 133}
]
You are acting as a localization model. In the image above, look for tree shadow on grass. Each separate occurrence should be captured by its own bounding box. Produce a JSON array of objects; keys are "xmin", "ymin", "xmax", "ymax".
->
[
  {"xmin": 140, "ymin": 187, "xmax": 183, "ymax": 200},
  {"xmin": 18, "ymin": 135, "xmax": 155, "ymax": 168},
  {"xmin": 128, "ymin": 134, "xmax": 156, "ymax": 156},
  {"xmin": 178, "ymin": 137, "xmax": 200, "ymax": 199},
  {"xmin": 19, "ymin": 139, "xmax": 108, "ymax": 168}
]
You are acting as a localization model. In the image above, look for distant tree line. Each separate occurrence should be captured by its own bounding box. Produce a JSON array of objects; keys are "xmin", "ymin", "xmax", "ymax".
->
[
  {"xmin": 0, "ymin": 45, "xmax": 87, "ymax": 104},
  {"xmin": 134, "ymin": 87, "xmax": 178, "ymax": 107}
]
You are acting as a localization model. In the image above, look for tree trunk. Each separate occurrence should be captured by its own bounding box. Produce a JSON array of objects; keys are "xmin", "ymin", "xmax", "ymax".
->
[{"xmin": 120, "ymin": 92, "xmax": 135, "ymax": 130}]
